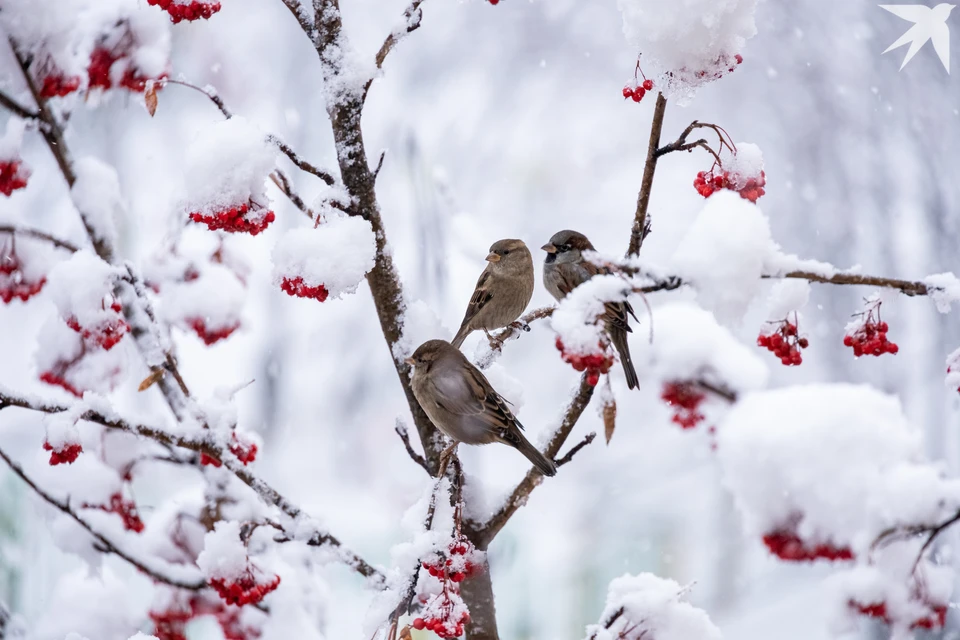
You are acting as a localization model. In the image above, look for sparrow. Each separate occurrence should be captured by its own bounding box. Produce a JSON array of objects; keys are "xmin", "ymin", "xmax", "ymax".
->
[
  {"xmin": 407, "ymin": 339, "xmax": 557, "ymax": 477},
  {"xmin": 451, "ymin": 239, "xmax": 535, "ymax": 348},
  {"xmin": 541, "ymin": 230, "xmax": 639, "ymax": 389}
]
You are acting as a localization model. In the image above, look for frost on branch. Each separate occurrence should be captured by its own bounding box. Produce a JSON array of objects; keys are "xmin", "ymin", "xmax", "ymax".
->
[
  {"xmin": 184, "ymin": 117, "xmax": 277, "ymax": 235},
  {"xmin": 718, "ymin": 384, "xmax": 960, "ymax": 561},
  {"xmin": 617, "ymin": 0, "xmax": 757, "ymax": 103},
  {"xmin": 71, "ymin": 157, "xmax": 122, "ymax": 248},
  {"xmin": 670, "ymin": 191, "xmax": 778, "ymax": 323},
  {"xmin": 585, "ymin": 573, "xmax": 721, "ymax": 640},
  {"xmin": 272, "ymin": 214, "xmax": 376, "ymax": 302},
  {"xmin": 924, "ymin": 272, "xmax": 960, "ymax": 313},
  {"xmin": 197, "ymin": 521, "xmax": 281, "ymax": 606}
]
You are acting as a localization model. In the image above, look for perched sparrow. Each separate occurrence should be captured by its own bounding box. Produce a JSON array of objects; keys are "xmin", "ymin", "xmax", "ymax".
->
[
  {"xmin": 451, "ymin": 239, "xmax": 535, "ymax": 348},
  {"xmin": 407, "ymin": 339, "xmax": 557, "ymax": 477},
  {"xmin": 541, "ymin": 230, "xmax": 639, "ymax": 389}
]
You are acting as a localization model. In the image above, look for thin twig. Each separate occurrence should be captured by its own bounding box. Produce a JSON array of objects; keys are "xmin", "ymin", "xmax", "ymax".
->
[
  {"xmin": 0, "ymin": 445, "xmax": 205, "ymax": 590},
  {"xmin": 0, "ymin": 225, "xmax": 79, "ymax": 252},
  {"xmin": 777, "ymin": 270, "xmax": 930, "ymax": 297},
  {"xmin": 555, "ymin": 432, "xmax": 596, "ymax": 468},
  {"xmin": 483, "ymin": 306, "xmax": 555, "ymax": 357},
  {"xmin": 395, "ymin": 420, "xmax": 430, "ymax": 475},
  {"xmin": 0, "ymin": 89, "xmax": 37, "ymax": 120},
  {"xmin": 373, "ymin": 0, "xmax": 426, "ymax": 71}
]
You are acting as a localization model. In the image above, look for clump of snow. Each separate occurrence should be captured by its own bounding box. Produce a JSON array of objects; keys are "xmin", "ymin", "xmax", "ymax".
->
[
  {"xmin": 0, "ymin": 0, "xmax": 91, "ymax": 77},
  {"xmin": 0, "ymin": 118, "xmax": 27, "ymax": 160},
  {"xmin": 724, "ymin": 142, "xmax": 764, "ymax": 189},
  {"xmin": 924, "ymin": 272, "xmax": 960, "ymax": 313},
  {"xmin": 273, "ymin": 214, "xmax": 376, "ymax": 299},
  {"xmin": 46, "ymin": 250, "xmax": 121, "ymax": 328},
  {"xmin": 183, "ymin": 117, "xmax": 276, "ymax": 215},
  {"xmin": 717, "ymin": 384, "xmax": 960, "ymax": 554},
  {"xmin": 391, "ymin": 298, "xmax": 450, "ymax": 361},
  {"xmin": 617, "ymin": 0, "xmax": 758, "ymax": 103},
  {"xmin": 670, "ymin": 192, "xmax": 776, "ymax": 324},
  {"xmin": 636, "ymin": 302, "xmax": 767, "ymax": 392},
  {"xmin": 764, "ymin": 279, "xmax": 810, "ymax": 320},
  {"xmin": 585, "ymin": 573, "xmax": 721, "ymax": 640},
  {"xmin": 158, "ymin": 264, "xmax": 245, "ymax": 335},
  {"xmin": 72, "ymin": 157, "xmax": 122, "ymax": 248},
  {"xmin": 197, "ymin": 520, "xmax": 248, "ymax": 581},
  {"xmin": 30, "ymin": 568, "xmax": 147, "ymax": 640},
  {"xmin": 550, "ymin": 273, "xmax": 635, "ymax": 355},
  {"xmin": 44, "ymin": 409, "xmax": 82, "ymax": 451}
]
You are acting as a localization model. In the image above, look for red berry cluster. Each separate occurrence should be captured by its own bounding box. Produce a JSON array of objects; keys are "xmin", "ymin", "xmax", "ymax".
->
[
  {"xmin": 693, "ymin": 169, "xmax": 766, "ymax": 203},
  {"xmin": 86, "ymin": 492, "xmax": 146, "ymax": 533},
  {"xmin": 190, "ymin": 203, "xmax": 276, "ymax": 235},
  {"xmin": 622, "ymin": 79, "xmax": 654, "ymax": 103},
  {"xmin": 422, "ymin": 536, "xmax": 481, "ymax": 585},
  {"xmin": 200, "ymin": 433, "xmax": 258, "ymax": 467},
  {"xmin": 210, "ymin": 570, "xmax": 281, "ymax": 606},
  {"xmin": 843, "ymin": 301, "xmax": 898, "ymax": 357},
  {"xmin": 151, "ymin": 595, "xmax": 260, "ymax": 640},
  {"xmin": 188, "ymin": 318, "xmax": 240, "ymax": 346},
  {"xmin": 88, "ymin": 46, "xmax": 166, "ymax": 93},
  {"xmin": 412, "ymin": 591, "xmax": 471, "ymax": 639},
  {"xmin": 0, "ymin": 160, "xmax": 29, "ymax": 196},
  {"xmin": 39, "ymin": 369, "xmax": 84, "ymax": 398},
  {"xmin": 757, "ymin": 319, "xmax": 808, "ymax": 366},
  {"xmin": 279, "ymin": 276, "xmax": 329, "ymax": 301},
  {"xmin": 488, "ymin": 0, "xmax": 499, "ymax": 4},
  {"xmin": 850, "ymin": 600, "xmax": 947, "ymax": 630},
  {"xmin": 660, "ymin": 381, "xmax": 706, "ymax": 430},
  {"xmin": 0, "ymin": 245, "xmax": 46, "ymax": 304},
  {"xmin": 66, "ymin": 300, "xmax": 129, "ymax": 351},
  {"xmin": 762, "ymin": 530, "xmax": 853, "ymax": 562},
  {"xmin": 555, "ymin": 337, "xmax": 613, "ymax": 387},
  {"xmin": 147, "ymin": 0, "xmax": 222, "ymax": 23},
  {"xmin": 42, "ymin": 440, "xmax": 82, "ymax": 465},
  {"xmin": 39, "ymin": 73, "xmax": 82, "ymax": 98}
]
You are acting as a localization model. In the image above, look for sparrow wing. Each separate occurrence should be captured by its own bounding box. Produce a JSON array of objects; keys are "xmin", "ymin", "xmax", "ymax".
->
[
  {"xmin": 581, "ymin": 260, "xmax": 637, "ymax": 332},
  {"xmin": 457, "ymin": 268, "xmax": 494, "ymax": 330}
]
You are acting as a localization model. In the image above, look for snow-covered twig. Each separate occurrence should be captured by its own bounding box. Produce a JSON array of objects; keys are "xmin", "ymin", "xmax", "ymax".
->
[
  {"xmin": 0, "ymin": 88, "xmax": 36, "ymax": 121},
  {"xmin": 0, "ymin": 225, "xmax": 79, "ymax": 252},
  {"xmin": 0, "ymin": 445, "xmax": 206, "ymax": 590},
  {"xmin": 373, "ymin": 0, "xmax": 426, "ymax": 73},
  {"xmin": 555, "ymin": 432, "xmax": 596, "ymax": 468},
  {"xmin": 0, "ymin": 389, "xmax": 385, "ymax": 582}
]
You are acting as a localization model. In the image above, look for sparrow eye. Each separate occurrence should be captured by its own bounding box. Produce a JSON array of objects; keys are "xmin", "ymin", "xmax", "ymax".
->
[{"xmin": 503, "ymin": 250, "xmax": 510, "ymax": 255}]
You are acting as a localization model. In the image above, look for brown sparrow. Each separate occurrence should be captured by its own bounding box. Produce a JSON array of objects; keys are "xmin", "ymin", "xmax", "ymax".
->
[
  {"xmin": 406, "ymin": 339, "xmax": 557, "ymax": 477},
  {"xmin": 541, "ymin": 230, "xmax": 639, "ymax": 389},
  {"xmin": 451, "ymin": 239, "xmax": 534, "ymax": 348}
]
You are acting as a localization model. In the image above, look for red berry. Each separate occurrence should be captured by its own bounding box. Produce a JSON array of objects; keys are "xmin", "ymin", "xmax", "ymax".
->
[
  {"xmin": 642, "ymin": 79, "xmax": 653, "ymax": 91},
  {"xmin": 622, "ymin": 86, "xmax": 633, "ymax": 99},
  {"xmin": 413, "ymin": 619, "xmax": 426, "ymax": 630},
  {"xmin": 631, "ymin": 87, "xmax": 644, "ymax": 102}
]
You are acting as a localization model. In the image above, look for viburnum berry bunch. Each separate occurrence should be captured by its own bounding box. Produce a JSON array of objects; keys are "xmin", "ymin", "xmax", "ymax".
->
[
  {"xmin": 66, "ymin": 298, "xmax": 130, "ymax": 351},
  {"xmin": 850, "ymin": 596, "xmax": 947, "ymax": 630},
  {"xmin": 0, "ymin": 158, "xmax": 29, "ymax": 196},
  {"xmin": 622, "ymin": 61, "xmax": 655, "ymax": 103},
  {"xmin": 421, "ymin": 534, "xmax": 482, "ymax": 585},
  {"xmin": 198, "ymin": 521, "xmax": 282, "ymax": 607},
  {"xmin": 0, "ymin": 240, "xmax": 46, "ymax": 304},
  {"xmin": 660, "ymin": 381, "xmax": 706, "ymax": 430},
  {"xmin": 757, "ymin": 314, "xmax": 808, "ymax": 366},
  {"xmin": 42, "ymin": 440, "xmax": 82, "ymax": 465},
  {"xmin": 200, "ymin": 433, "xmax": 258, "ymax": 467},
  {"xmin": 188, "ymin": 317, "xmax": 240, "ymax": 345},
  {"xmin": 147, "ymin": 0, "xmax": 222, "ymax": 23},
  {"xmin": 693, "ymin": 166, "xmax": 766, "ymax": 203},
  {"xmin": 88, "ymin": 44, "xmax": 167, "ymax": 93},
  {"xmin": 412, "ymin": 589, "xmax": 471, "ymax": 639},
  {"xmin": 150, "ymin": 594, "xmax": 261, "ymax": 640},
  {"xmin": 762, "ymin": 529, "xmax": 853, "ymax": 562},
  {"xmin": 39, "ymin": 71, "xmax": 82, "ymax": 99},
  {"xmin": 279, "ymin": 276, "xmax": 329, "ymax": 301},
  {"xmin": 843, "ymin": 298, "xmax": 899, "ymax": 357},
  {"xmin": 85, "ymin": 492, "xmax": 146, "ymax": 533},
  {"xmin": 210, "ymin": 570, "xmax": 281, "ymax": 607},
  {"xmin": 555, "ymin": 337, "xmax": 613, "ymax": 387},
  {"xmin": 190, "ymin": 202, "xmax": 276, "ymax": 235}
]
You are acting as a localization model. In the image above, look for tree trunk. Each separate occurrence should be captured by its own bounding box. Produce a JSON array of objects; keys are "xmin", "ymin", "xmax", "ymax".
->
[{"xmin": 460, "ymin": 559, "xmax": 500, "ymax": 640}]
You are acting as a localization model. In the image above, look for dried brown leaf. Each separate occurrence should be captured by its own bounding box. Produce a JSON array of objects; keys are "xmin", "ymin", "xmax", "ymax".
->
[
  {"xmin": 138, "ymin": 368, "xmax": 164, "ymax": 392},
  {"xmin": 603, "ymin": 399, "xmax": 617, "ymax": 444},
  {"xmin": 144, "ymin": 82, "xmax": 158, "ymax": 116}
]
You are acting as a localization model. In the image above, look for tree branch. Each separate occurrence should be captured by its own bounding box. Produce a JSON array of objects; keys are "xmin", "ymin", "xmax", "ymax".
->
[
  {"xmin": 0, "ymin": 389, "xmax": 384, "ymax": 582},
  {"xmin": 0, "ymin": 445, "xmax": 206, "ymax": 590},
  {"xmin": 0, "ymin": 88, "xmax": 37, "ymax": 120},
  {"xmin": 776, "ymin": 270, "xmax": 930, "ymax": 297},
  {"xmin": 373, "ymin": 0, "xmax": 426, "ymax": 72},
  {"xmin": 555, "ymin": 432, "xmax": 596, "ymax": 468},
  {"xmin": 469, "ymin": 375, "xmax": 595, "ymax": 547},
  {"xmin": 0, "ymin": 225, "xmax": 79, "ymax": 252},
  {"xmin": 627, "ymin": 92, "xmax": 667, "ymax": 257},
  {"xmin": 395, "ymin": 419, "xmax": 430, "ymax": 475}
]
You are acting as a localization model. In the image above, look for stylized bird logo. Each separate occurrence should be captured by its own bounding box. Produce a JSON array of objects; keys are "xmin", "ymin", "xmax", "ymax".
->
[{"xmin": 880, "ymin": 3, "xmax": 954, "ymax": 72}]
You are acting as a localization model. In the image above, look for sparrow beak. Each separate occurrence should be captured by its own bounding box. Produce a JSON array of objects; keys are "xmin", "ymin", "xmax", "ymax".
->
[
  {"xmin": 485, "ymin": 252, "xmax": 501, "ymax": 263},
  {"xmin": 541, "ymin": 243, "xmax": 557, "ymax": 254},
  {"xmin": 404, "ymin": 357, "xmax": 416, "ymax": 365}
]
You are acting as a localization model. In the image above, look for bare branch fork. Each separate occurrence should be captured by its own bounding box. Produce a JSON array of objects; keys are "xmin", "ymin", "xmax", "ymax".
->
[{"xmin": 0, "ymin": 389, "xmax": 384, "ymax": 582}]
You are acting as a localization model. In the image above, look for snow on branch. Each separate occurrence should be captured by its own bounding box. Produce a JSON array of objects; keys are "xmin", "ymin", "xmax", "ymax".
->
[{"xmin": 0, "ymin": 388, "xmax": 385, "ymax": 582}]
